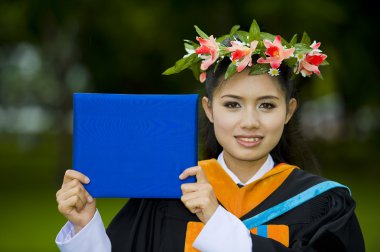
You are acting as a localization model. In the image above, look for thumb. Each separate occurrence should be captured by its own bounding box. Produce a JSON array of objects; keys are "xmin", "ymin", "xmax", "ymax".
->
[
  {"xmin": 179, "ymin": 166, "xmax": 208, "ymax": 183},
  {"xmin": 195, "ymin": 166, "xmax": 208, "ymax": 183}
]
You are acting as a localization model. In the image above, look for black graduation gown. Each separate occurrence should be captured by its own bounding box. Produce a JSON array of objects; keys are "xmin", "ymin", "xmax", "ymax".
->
[{"xmin": 106, "ymin": 161, "xmax": 365, "ymax": 252}]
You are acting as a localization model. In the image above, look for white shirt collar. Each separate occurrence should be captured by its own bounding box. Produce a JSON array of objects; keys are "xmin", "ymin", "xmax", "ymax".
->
[{"xmin": 217, "ymin": 151, "xmax": 274, "ymax": 186}]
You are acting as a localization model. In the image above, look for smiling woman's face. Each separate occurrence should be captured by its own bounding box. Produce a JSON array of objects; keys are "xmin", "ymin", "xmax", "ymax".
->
[{"xmin": 202, "ymin": 70, "xmax": 297, "ymax": 166}]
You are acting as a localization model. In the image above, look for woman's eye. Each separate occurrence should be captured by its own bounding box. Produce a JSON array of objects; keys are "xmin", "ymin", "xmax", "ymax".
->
[
  {"xmin": 259, "ymin": 103, "xmax": 275, "ymax": 110},
  {"xmin": 224, "ymin": 102, "xmax": 241, "ymax": 109}
]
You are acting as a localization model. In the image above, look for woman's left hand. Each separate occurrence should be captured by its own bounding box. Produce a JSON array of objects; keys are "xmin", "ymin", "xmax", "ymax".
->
[{"xmin": 179, "ymin": 166, "xmax": 219, "ymax": 224}]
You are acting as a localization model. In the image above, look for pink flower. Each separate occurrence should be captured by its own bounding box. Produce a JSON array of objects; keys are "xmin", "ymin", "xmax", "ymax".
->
[
  {"xmin": 227, "ymin": 40, "xmax": 259, "ymax": 72},
  {"xmin": 195, "ymin": 36, "xmax": 219, "ymax": 71},
  {"xmin": 199, "ymin": 72, "xmax": 207, "ymax": 83},
  {"xmin": 295, "ymin": 41, "xmax": 327, "ymax": 77},
  {"xmin": 310, "ymin": 41, "xmax": 322, "ymax": 51},
  {"xmin": 257, "ymin": 35, "xmax": 295, "ymax": 69}
]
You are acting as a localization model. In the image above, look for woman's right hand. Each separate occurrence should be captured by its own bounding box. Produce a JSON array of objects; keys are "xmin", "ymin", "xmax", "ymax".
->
[{"xmin": 56, "ymin": 169, "xmax": 96, "ymax": 233}]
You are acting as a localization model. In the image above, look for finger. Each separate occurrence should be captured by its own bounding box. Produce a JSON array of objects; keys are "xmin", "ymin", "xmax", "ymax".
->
[
  {"xmin": 81, "ymin": 188, "xmax": 94, "ymax": 203},
  {"xmin": 195, "ymin": 166, "xmax": 208, "ymax": 183},
  {"xmin": 193, "ymin": 208, "xmax": 202, "ymax": 213},
  {"xmin": 179, "ymin": 166, "xmax": 208, "ymax": 183},
  {"xmin": 75, "ymin": 195, "xmax": 85, "ymax": 211},
  {"xmin": 63, "ymin": 169, "xmax": 90, "ymax": 185},
  {"xmin": 61, "ymin": 178, "xmax": 82, "ymax": 190},
  {"xmin": 181, "ymin": 181, "xmax": 214, "ymax": 194},
  {"xmin": 179, "ymin": 166, "xmax": 201, "ymax": 180},
  {"xmin": 58, "ymin": 180, "xmax": 94, "ymax": 206},
  {"xmin": 58, "ymin": 195, "xmax": 84, "ymax": 214},
  {"xmin": 181, "ymin": 190, "xmax": 202, "ymax": 203},
  {"xmin": 59, "ymin": 185, "xmax": 88, "ymax": 204},
  {"xmin": 182, "ymin": 200, "xmax": 201, "ymax": 214},
  {"xmin": 86, "ymin": 192, "xmax": 94, "ymax": 203},
  {"xmin": 182, "ymin": 198, "xmax": 205, "ymax": 214},
  {"xmin": 181, "ymin": 183, "xmax": 201, "ymax": 193},
  {"xmin": 57, "ymin": 192, "xmax": 86, "ymax": 212}
]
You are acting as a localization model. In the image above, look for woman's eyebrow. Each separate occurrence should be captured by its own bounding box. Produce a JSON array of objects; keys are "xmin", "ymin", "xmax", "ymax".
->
[
  {"xmin": 220, "ymin": 94, "xmax": 279, "ymax": 100},
  {"xmin": 257, "ymin": 95, "xmax": 279, "ymax": 100},
  {"xmin": 220, "ymin": 94, "xmax": 243, "ymax": 99}
]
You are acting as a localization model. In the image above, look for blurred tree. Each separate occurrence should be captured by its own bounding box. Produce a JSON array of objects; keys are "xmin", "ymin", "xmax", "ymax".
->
[{"xmin": 0, "ymin": 0, "xmax": 379, "ymax": 171}]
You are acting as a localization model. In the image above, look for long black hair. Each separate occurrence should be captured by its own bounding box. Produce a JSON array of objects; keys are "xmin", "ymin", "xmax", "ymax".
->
[{"xmin": 199, "ymin": 41, "xmax": 319, "ymax": 172}]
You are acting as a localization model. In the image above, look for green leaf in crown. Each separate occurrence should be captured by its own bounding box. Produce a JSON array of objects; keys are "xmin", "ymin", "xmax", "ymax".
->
[{"xmin": 162, "ymin": 19, "xmax": 329, "ymax": 83}]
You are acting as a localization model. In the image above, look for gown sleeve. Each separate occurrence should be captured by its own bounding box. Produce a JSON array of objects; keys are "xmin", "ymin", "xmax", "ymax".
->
[
  {"xmin": 250, "ymin": 188, "xmax": 365, "ymax": 252},
  {"xmin": 55, "ymin": 209, "xmax": 111, "ymax": 252},
  {"xmin": 192, "ymin": 205, "xmax": 252, "ymax": 252}
]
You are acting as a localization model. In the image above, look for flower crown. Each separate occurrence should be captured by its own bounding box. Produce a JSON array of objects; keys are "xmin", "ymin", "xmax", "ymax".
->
[{"xmin": 162, "ymin": 19, "xmax": 328, "ymax": 83}]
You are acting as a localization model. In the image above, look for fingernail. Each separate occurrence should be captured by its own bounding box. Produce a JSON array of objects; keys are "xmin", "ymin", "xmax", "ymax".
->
[
  {"xmin": 85, "ymin": 177, "xmax": 90, "ymax": 183},
  {"xmin": 88, "ymin": 195, "xmax": 93, "ymax": 202},
  {"xmin": 179, "ymin": 174, "xmax": 183, "ymax": 180}
]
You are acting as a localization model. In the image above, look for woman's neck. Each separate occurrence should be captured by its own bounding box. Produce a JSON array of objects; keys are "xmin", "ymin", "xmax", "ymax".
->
[{"xmin": 222, "ymin": 152, "xmax": 268, "ymax": 183}]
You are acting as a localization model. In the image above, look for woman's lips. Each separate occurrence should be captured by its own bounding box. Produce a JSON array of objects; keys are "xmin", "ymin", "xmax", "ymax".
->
[{"xmin": 235, "ymin": 136, "xmax": 263, "ymax": 147}]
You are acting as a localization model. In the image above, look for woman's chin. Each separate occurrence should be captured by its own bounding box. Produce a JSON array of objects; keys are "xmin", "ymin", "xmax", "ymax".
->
[{"xmin": 225, "ymin": 149, "xmax": 268, "ymax": 163}]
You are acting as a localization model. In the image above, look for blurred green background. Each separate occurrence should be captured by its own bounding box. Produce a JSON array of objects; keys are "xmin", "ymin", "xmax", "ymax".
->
[{"xmin": 0, "ymin": 0, "xmax": 379, "ymax": 251}]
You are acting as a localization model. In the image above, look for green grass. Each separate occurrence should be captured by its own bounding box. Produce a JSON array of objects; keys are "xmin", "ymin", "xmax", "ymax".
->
[
  {"xmin": 0, "ymin": 133, "xmax": 378, "ymax": 251},
  {"xmin": 323, "ymin": 172, "xmax": 379, "ymax": 252},
  {"xmin": 0, "ymin": 188, "xmax": 126, "ymax": 252}
]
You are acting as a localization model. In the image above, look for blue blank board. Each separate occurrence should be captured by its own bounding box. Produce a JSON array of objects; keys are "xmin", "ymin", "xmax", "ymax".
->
[{"xmin": 73, "ymin": 93, "xmax": 198, "ymax": 198}]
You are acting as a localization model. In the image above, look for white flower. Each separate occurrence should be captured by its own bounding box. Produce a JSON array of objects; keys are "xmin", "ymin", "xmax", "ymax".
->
[
  {"xmin": 268, "ymin": 68, "xmax": 280, "ymax": 76},
  {"xmin": 296, "ymin": 53, "xmax": 305, "ymax": 62}
]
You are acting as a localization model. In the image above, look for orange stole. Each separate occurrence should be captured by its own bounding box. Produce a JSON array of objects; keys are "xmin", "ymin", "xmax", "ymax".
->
[
  {"xmin": 184, "ymin": 222, "xmax": 203, "ymax": 252},
  {"xmin": 185, "ymin": 223, "xmax": 290, "ymax": 251},
  {"xmin": 184, "ymin": 159, "xmax": 297, "ymax": 252},
  {"xmin": 250, "ymin": 225, "xmax": 289, "ymax": 247}
]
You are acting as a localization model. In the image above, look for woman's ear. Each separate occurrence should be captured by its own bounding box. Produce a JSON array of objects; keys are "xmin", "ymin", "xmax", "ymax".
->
[
  {"xmin": 201, "ymin": 96, "xmax": 214, "ymax": 123},
  {"xmin": 285, "ymin": 98, "xmax": 298, "ymax": 124}
]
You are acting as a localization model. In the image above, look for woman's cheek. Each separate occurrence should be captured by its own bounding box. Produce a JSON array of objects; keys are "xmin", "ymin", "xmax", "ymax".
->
[
  {"xmin": 262, "ymin": 113, "xmax": 286, "ymax": 139},
  {"xmin": 213, "ymin": 110, "xmax": 238, "ymax": 132},
  {"xmin": 213, "ymin": 113, "xmax": 238, "ymax": 144}
]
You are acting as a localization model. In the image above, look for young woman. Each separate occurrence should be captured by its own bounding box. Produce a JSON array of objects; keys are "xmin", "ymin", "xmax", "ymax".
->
[{"xmin": 55, "ymin": 20, "xmax": 365, "ymax": 251}]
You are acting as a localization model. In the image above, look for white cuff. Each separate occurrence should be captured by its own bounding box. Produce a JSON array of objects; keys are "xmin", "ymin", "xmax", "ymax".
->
[
  {"xmin": 55, "ymin": 209, "xmax": 111, "ymax": 252},
  {"xmin": 193, "ymin": 206, "xmax": 252, "ymax": 252}
]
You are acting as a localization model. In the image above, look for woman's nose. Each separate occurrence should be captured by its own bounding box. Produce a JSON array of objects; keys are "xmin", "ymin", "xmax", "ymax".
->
[{"xmin": 240, "ymin": 110, "xmax": 260, "ymax": 129}]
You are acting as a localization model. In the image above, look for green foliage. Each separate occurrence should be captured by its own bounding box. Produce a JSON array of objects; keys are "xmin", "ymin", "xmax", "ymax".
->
[
  {"xmin": 225, "ymin": 62, "xmax": 237, "ymax": 80},
  {"xmin": 218, "ymin": 45, "xmax": 230, "ymax": 57},
  {"xmin": 285, "ymin": 57, "xmax": 298, "ymax": 68},
  {"xmin": 259, "ymin": 32, "xmax": 276, "ymax": 42},
  {"xmin": 229, "ymin": 25, "xmax": 240, "ymax": 35},
  {"xmin": 260, "ymin": 32, "xmax": 290, "ymax": 46},
  {"xmin": 249, "ymin": 63, "xmax": 270, "ymax": 75},
  {"xmin": 190, "ymin": 62, "xmax": 201, "ymax": 81},
  {"xmin": 162, "ymin": 53, "xmax": 200, "ymax": 75},
  {"xmin": 289, "ymin": 34, "xmax": 298, "ymax": 46},
  {"xmin": 235, "ymin": 30, "xmax": 250, "ymax": 43},
  {"xmin": 294, "ymin": 43, "xmax": 312, "ymax": 54},
  {"xmin": 194, "ymin": 25, "xmax": 209, "ymax": 39},
  {"xmin": 248, "ymin": 19, "xmax": 260, "ymax": 42},
  {"xmin": 184, "ymin": 39, "xmax": 198, "ymax": 51},
  {"xmin": 320, "ymin": 60, "xmax": 330, "ymax": 66},
  {"xmin": 216, "ymin": 34, "xmax": 230, "ymax": 43},
  {"xmin": 301, "ymin": 32, "xmax": 311, "ymax": 46}
]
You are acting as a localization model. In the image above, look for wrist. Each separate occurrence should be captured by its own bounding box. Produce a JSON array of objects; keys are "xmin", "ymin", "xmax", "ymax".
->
[
  {"xmin": 71, "ymin": 210, "xmax": 97, "ymax": 234},
  {"xmin": 203, "ymin": 203, "xmax": 220, "ymax": 223},
  {"xmin": 73, "ymin": 224, "xmax": 84, "ymax": 234}
]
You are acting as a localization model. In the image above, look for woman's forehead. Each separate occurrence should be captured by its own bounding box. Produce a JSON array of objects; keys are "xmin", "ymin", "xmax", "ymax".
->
[{"xmin": 214, "ymin": 72, "xmax": 285, "ymax": 99}]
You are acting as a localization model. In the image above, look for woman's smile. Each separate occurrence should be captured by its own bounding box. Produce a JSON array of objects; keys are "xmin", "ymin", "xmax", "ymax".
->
[{"xmin": 235, "ymin": 135, "xmax": 264, "ymax": 148}]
